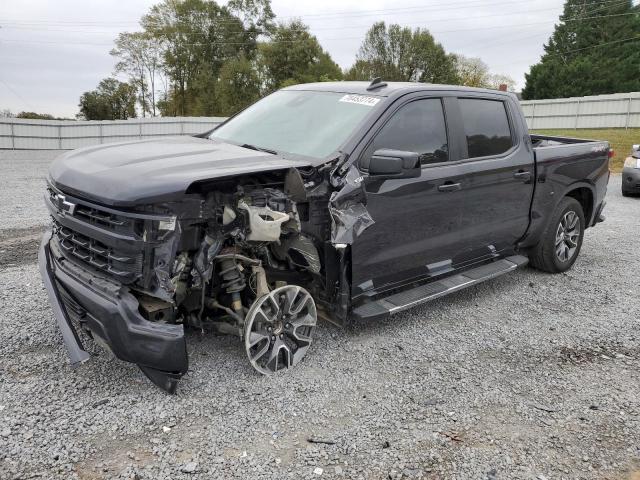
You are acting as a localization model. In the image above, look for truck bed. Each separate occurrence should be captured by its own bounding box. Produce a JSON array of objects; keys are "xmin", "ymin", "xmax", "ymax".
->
[
  {"xmin": 530, "ymin": 134, "xmax": 604, "ymax": 149},
  {"xmin": 531, "ymin": 134, "xmax": 609, "ymax": 166}
]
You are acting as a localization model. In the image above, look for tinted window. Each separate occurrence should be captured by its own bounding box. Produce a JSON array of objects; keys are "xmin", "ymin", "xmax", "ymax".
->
[
  {"xmin": 365, "ymin": 99, "xmax": 448, "ymax": 165},
  {"xmin": 459, "ymin": 98, "xmax": 513, "ymax": 158}
]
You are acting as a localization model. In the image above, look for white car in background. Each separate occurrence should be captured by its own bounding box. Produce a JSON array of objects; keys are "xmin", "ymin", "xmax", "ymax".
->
[{"xmin": 622, "ymin": 144, "xmax": 640, "ymax": 197}]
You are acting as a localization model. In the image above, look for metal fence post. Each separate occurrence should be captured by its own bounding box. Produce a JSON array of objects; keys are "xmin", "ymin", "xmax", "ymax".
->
[
  {"xmin": 139, "ymin": 121, "xmax": 143, "ymax": 139},
  {"xmin": 10, "ymin": 121, "xmax": 15, "ymax": 150},
  {"xmin": 99, "ymin": 123, "xmax": 103, "ymax": 144},
  {"xmin": 574, "ymin": 99, "xmax": 581, "ymax": 130},
  {"xmin": 626, "ymin": 96, "xmax": 632, "ymax": 130},
  {"xmin": 58, "ymin": 125, "xmax": 62, "ymax": 149},
  {"xmin": 531, "ymin": 102, "xmax": 536, "ymax": 130}
]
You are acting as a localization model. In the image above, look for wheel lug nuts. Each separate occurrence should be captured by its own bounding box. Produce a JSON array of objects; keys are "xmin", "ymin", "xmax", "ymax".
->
[
  {"xmin": 267, "ymin": 326, "xmax": 272, "ymax": 332},
  {"xmin": 285, "ymin": 323, "xmax": 291, "ymax": 329},
  {"xmin": 271, "ymin": 335, "xmax": 276, "ymax": 341},
  {"xmin": 279, "ymin": 334, "xmax": 283, "ymax": 339}
]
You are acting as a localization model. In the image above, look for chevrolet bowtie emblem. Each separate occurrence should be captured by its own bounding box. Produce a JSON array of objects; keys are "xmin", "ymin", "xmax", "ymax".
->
[{"xmin": 54, "ymin": 193, "xmax": 77, "ymax": 215}]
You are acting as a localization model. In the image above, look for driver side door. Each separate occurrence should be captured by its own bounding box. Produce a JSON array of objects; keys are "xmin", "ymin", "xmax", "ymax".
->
[{"xmin": 351, "ymin": 96, "xmax": 467, "ymax": 299}]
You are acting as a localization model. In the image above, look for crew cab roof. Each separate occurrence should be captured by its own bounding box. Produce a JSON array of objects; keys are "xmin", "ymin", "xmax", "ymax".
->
[{"xmin": 283, "ymin": 81, "xmax": 517, "ymax": 100}]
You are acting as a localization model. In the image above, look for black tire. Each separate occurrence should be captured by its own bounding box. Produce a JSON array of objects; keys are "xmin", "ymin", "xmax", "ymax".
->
[{"xmin": 529, "ymin": 197, "xmax": 585, "ymax": 273}]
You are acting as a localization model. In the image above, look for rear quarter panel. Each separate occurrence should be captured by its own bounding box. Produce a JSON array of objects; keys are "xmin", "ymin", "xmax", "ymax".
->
[{"xmin": 520, "ymin": 140, "xmax": 610, "ymax": 249}]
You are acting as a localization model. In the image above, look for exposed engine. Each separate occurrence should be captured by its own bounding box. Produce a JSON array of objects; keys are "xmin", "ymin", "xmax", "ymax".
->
[{"xmin": 134, "ymin": 170, "xmax": 328, "ymax": 375}]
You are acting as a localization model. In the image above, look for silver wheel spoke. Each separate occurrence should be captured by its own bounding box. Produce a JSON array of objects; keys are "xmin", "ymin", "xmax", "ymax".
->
[
  {"xmin": 250, "ymin": 339, "xmax": 270, "ymax": 363},
  {"xmin": 248, "ymin": 331, "xmax": 268, "ymax": 348},
  {"xmin": 289, "ymin": 289, "xmax": 310, "ymax": 315},
  {"xmin": 265, "ymin": 341, "xmax": 282, "ymax": 371},
  {"xmin": 291, "ymin": 312, "xmax": 316, "ymax": 327},
  {"xmin": 555, "ymin": 210, "xmax": 581, "ymax": 263}
]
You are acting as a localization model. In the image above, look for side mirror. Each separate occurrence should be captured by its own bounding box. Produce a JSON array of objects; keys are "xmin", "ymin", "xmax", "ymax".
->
[{"xmin": 366, "ymin": 149, "xmax": 420, "ymax": 178}]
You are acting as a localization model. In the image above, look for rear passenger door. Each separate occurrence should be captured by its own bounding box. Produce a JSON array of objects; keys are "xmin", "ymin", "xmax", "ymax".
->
[{"xmin": 453, "ymin": 96, "xmax": 534, "ymax": 263}]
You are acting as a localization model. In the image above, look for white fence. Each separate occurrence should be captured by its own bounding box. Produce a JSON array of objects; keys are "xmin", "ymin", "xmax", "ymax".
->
[
  {"xmin": 2, "ymin": 92, "xmax": 640, "ymax": 150},
  {"xmin": 0, "ymin": 116, "xmax": 226, "ymax": 150},
  {"xmin": 521, "ymin": 92, "xmax": 640, "ymax": 130}
]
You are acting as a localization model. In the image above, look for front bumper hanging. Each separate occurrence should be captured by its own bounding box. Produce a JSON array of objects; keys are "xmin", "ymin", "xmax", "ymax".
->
[{"xmin": 39, "ymin": 230, "xmax": 188, "ymax": 393}]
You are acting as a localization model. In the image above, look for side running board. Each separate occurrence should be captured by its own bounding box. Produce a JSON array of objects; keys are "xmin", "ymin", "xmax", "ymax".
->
[{"xmin": 351, "ymin": 255, "xmax": 529, "ymax": 321}]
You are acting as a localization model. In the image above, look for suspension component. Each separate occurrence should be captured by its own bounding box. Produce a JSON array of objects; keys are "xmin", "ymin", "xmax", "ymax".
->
[{"xmin": 218, "ymin": 258, "xmax": 244, "ymax": 312}]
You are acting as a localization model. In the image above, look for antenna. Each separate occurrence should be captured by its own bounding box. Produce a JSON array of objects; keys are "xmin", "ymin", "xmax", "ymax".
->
[{"xmin": 367, "ymin": 77, "xmax": 387, "ymax": 91}]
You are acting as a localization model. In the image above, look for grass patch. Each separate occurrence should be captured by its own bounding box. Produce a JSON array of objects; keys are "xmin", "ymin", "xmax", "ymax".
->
[{"xmin": 531, "ymin": 128, "xmax": 639, "ymax": 173}]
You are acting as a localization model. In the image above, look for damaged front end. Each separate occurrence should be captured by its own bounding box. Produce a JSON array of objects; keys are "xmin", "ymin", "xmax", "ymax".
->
[{"xmin": 40, "ymin": 161, "xmax": 374, "ymax": 393}]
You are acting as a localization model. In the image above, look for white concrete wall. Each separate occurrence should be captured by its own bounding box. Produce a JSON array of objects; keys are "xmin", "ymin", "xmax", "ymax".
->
[
  {"xmin": 0, "ymin": 116, "xmax": 226, "ymax": 150},
  {"xmin": 520, "ymin": 92, "xmax": 640, "ymax": 130}
]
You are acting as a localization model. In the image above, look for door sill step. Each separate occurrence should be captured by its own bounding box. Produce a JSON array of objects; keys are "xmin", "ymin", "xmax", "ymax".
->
[{"xmin": 351, "ymin": 255, "xmax": 528, "ymax": 321}]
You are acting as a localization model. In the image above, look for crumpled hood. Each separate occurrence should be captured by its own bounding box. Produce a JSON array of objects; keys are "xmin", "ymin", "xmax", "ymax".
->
[{"xmin": 49, "ymin": 136, "xmax": 311, "ymax": 206}]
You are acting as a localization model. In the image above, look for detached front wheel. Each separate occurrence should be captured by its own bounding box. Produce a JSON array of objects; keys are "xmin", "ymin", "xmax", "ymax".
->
[
  {"xmin": 529, "ymin": 197, "xmax": 585, "ymax": 273},
  {"xmin": 244, "ymin": 285, "xmax": 317, "ymax": 375}
]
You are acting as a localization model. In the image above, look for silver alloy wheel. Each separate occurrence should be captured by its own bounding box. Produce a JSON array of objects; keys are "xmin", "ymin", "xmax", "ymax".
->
[
  {"xmin": 244, "ymin": 285, "xmax": 317, "ymax": 375},
  {"xmin": 555, "ymin": 210, "xmax": 581, "ymax": 262}
]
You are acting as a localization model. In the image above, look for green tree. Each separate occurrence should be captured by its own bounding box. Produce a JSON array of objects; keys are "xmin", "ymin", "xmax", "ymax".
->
[
  {"xmin": 453, "ymin": 55, "xmax": 515, "ymax": 90},
  {"xmin": 78, "ymin": 78, "xmax": 137, "ymax": 120},
  {"xmin": 142, "ymin": 0, "xmax": 255, "ymax": 116},
  {"xmin": 522, "ymin": 0, "xmax": 640, "ymax": 99},
  {"xmin": 454, "ymin": 55, "xmax": 490, "ymax": 88},
  {"xmin": 345, "ymin": 22, "xmax": 458, "ymax": 83},
  {"xmin": 111, "ymin": 32, "xmax": 150, "ymax": 117},
  {"xmin": 227, "ymin": 0, "xmax": 275, "ymax": 32},
  {"xmin": 258, "ymin": 20, "xmax": 342, "ymax": 92},
  {"xmin": 214, "ymin": 56, "xmax": 260, "ymax": 115},
  {"xmin": 16, "ymin": 112, "xmax": 55, "ymax": 120},
  {"xmin": 111, "ymin": 32, "xmax": 164, "ymax": 116}
]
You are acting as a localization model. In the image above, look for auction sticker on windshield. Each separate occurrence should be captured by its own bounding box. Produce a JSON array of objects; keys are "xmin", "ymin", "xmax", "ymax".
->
[{"xmin": 339, "ymin": 94, "xmax": 380, "ymax": 107}]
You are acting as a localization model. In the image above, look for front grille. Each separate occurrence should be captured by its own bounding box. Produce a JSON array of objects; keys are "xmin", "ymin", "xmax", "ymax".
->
[
  {"xmin": 46, "ymin": 184, "xmax": 153, "ymax": 284},
  {"xmin": 46, "ymin": 184, "xmax": 176, "ymax": 288},
  {"xmin": 75, "ymin": 204, "xmax": 130, "ymax": 230},
  {"xmin": 53, "ymin": 220, "xmax": 143, "ymax": 282}
]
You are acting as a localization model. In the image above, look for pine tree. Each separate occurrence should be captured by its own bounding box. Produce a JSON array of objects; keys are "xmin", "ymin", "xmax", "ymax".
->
[{"xmin": 522, "ymin": 0, "xmax": 640, "ymax": 99}]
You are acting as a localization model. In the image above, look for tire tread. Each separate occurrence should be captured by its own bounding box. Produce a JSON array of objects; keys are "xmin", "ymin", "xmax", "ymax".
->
[{"xmin": 529, "ymin": 197, "xmax": 584, "ymax": 273}]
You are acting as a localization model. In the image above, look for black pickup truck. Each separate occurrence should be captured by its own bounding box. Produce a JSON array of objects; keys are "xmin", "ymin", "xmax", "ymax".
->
[{"xmin": 39, "ymin": 80, "xmax": 610, "ymax": 392}]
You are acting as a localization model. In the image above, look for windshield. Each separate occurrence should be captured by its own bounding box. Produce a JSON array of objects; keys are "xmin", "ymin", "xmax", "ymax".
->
[{"xmin": 209, "ymin": 90, "xmax": 381, "ymax": 160}]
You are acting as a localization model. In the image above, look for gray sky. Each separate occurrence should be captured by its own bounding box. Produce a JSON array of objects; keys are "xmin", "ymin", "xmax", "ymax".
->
[{"xmin": 0, "ymin": 0, "xmax": 571, "ymax": 117}]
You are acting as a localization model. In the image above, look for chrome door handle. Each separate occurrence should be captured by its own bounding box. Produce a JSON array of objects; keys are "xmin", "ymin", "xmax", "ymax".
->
[
  {"xmin": 513, "ymin": 170, "xmax": 532, "ymax": 182},
  {"xmin": 437, "ymin": 182, "xmax": 461, "ymax": 192}
]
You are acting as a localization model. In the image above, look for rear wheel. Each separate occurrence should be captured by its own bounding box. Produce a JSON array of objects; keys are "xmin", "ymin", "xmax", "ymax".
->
[{"xmin": 529, "ymin": 197, "xmax": 585, "ymax": 273}]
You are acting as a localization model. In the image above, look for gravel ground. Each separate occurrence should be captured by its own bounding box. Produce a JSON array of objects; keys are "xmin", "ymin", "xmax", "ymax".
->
[{"xmin": 0, "ymin": 150, "xmax": 638, "ymax": 480}]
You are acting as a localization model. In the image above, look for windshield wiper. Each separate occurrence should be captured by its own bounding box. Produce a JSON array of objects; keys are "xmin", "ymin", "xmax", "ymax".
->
[{"xmin": 240, "ymin": 143, "xmax": 278, "ymax": 155}]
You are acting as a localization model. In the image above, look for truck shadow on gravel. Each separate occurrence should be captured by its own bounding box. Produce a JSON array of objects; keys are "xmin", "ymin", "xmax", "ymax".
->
[{"xmin": 0, "ymin": 226, "xmax": 44, "ymax": 267}]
